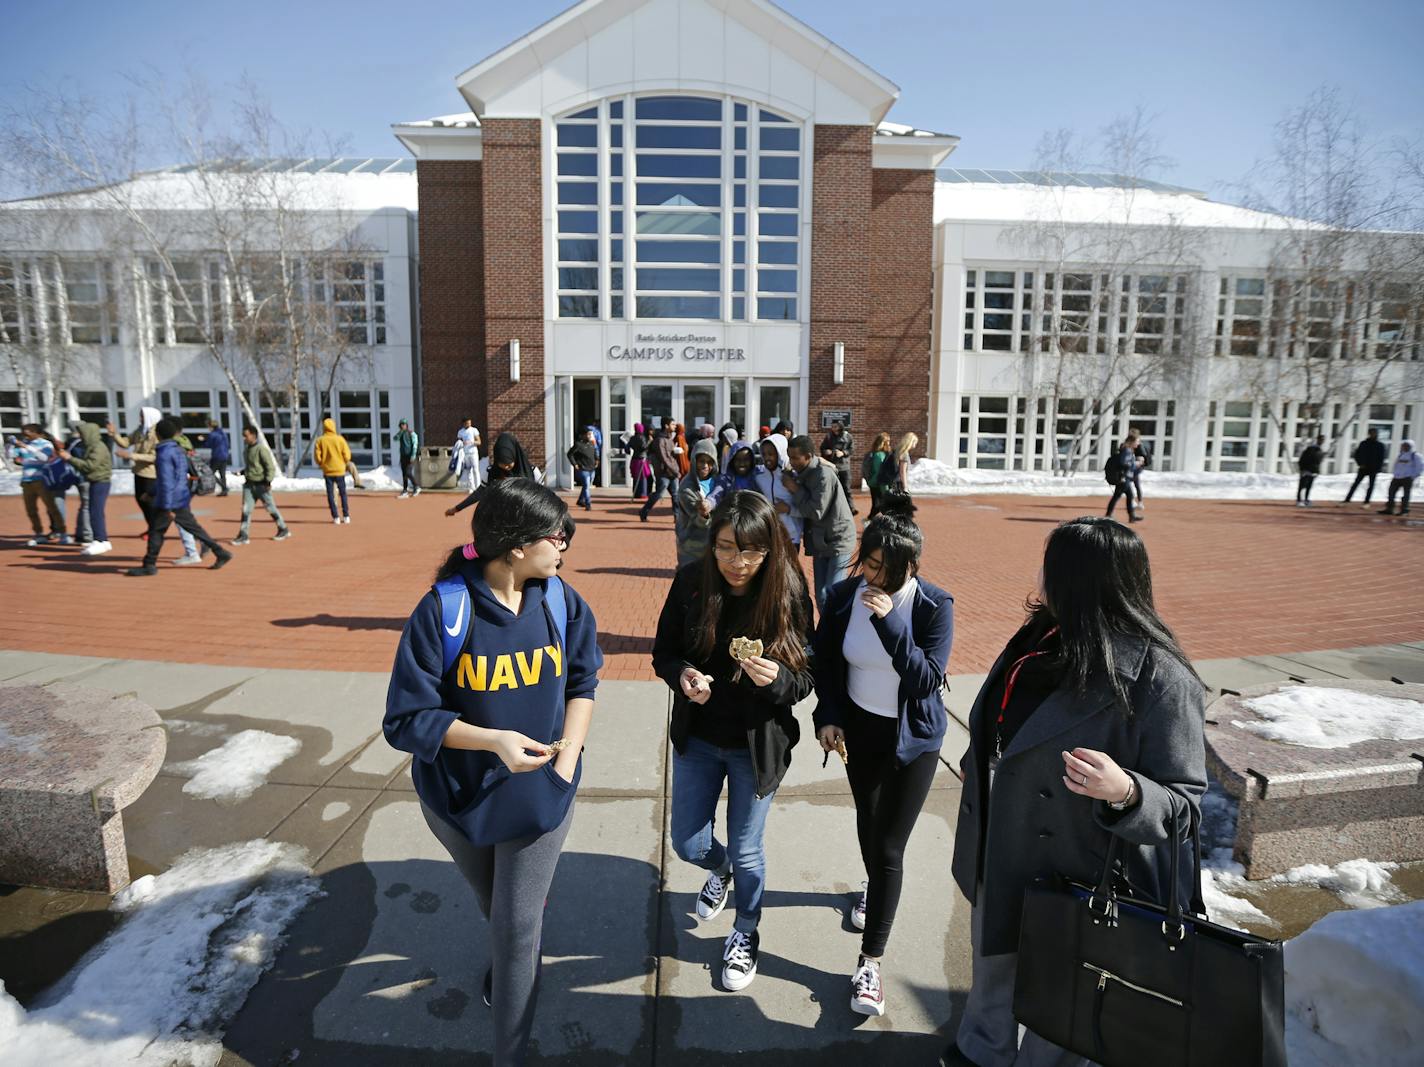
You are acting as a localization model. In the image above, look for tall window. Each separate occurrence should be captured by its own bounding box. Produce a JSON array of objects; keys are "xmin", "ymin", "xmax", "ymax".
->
[
  {"xmin": 554, "ymin": 94, "xmax": 803, "ymax": 321},
  {"xmin": 963, "ymin": 270, "xmax": 1033, "ymax": 352},
  {"xmin": 1215, "ymin": 276, "xmax": 1266, "ymax": 357}
]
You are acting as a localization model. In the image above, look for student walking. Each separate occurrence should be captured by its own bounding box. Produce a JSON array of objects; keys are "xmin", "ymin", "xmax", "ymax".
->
[
  {"xmin": 231, "ymin": 426, "xmax": 291, "ymax": 545},
  {"xmin": 397, "ymin": 419, "xmax": 421, "ymax": 498},
  {"xmin": 674, "ymin": 438, "xmax": 720, "ymax": 566},
  {"xmin": 384, "ymin": 478, "xmax": 602, "ymax": 1067},
  {"xmin": 1344, "ymin": 428, "xmax": 1387, "ymax": 506},
  {"xmin": 820, "ymin": 419, "xmax": 858, "ymax": 515},
  {"xmin": 455, "ymin": 418, "xmax": 483, "ymax": 493},
  {"xmin": 1129, "ymin": 427, "xmax": 1152, "ymax": 511},
  {"xmin": 754, "ymin": 433, "xmax": 802, "ymax": 550},
  {"xmin": 812, "ymin": 497, "xmax": 954, "ymax": 1017},
  {"xmin": 639, "ymin": 422, "xmax": 681, "ymax": 522},
  {"xmin": 1104, "ymin": 433, "xmax": 1142, "ymax": 523},
  {"xmin": 628, "ymin": 423, "xmax": 651, "ymax": 500},
  {"xmin": 9, "ymin": 424, "xmax": 69, "ymax": 546},
  {"xmin": 652, "ymin": 491, "xmax": 815, "ymax": 993},
  {"xmin": 447, "ymin": 432, "xmax": 538, "ymax": 516},
  {"xmin": 205, "ymin": 420, "xmax": 231, "ymax": 496},
  {"xmin": 1296, "ymin": 435, "xmax": 1325, "ymax": 507},
  {"xmin": 567, "ymin": 429, "xmax": 598, "ymax": 511},
  {"xmin": 862, "ymin": 432, "xmax": 893, "ymax": 518},
  {"xmin": 1379, "ymin": 439, "xmax": 1423, "ymax": 516},
  {"xmin": 891, "ymin": 432, "xmax": 917, "ymax": 498},
  {"xmin": 783, "ymin": 435, "xmax": 858, "ymax": 613},
  {"xmin": 314, "ymin": 418, "xmax": 353, "ymax": 524},
  {"xmin": 672, "ymin": 422, "xmax": 690, "ymax": 478},
  {"xmin": 126, "ymin": 420, "xmax": 233, "ymax": 576},
  {"xmin": 942, "ymin": 517, "xmax": 1205, "ymax": 1067},
  {"xmin": 113, "ymin": 407, "xmax": 161, "ymax": 531},
  {"xmin": 60, "ymin": 421, "xmax": 113, "ymax": 556}
]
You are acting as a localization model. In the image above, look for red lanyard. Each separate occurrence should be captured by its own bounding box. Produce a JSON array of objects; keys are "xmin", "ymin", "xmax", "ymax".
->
[{"xmin": 995, "ymin": 626, "xmax": 1059, "ymax": 758}]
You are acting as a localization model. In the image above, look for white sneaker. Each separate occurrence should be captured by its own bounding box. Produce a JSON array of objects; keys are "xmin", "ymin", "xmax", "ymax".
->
[
  {"xmin": 696, "ymin": 869, "xmax": 731, "ymax": 921},
  {"xmin": 80, "ymin": 542, "xmax": 98, "ymax": 556},
  {"xmin": 332, "ymin": 517, "xmax": 342, "ymax": 525},
  {"xmin": 850, "ymin": 957, "xmax": 885, "ymax": 1016},
  {"xmin": 413, "ymin": 487, "xmax": 421, "ymax": 496},
  {"xmin": 95, "ymin": 541, "xmax": 113, "ymax": 555},
  {"xmin": 398, "ymin": 491, "xmax": 410, "ymax": 499},
  {"xmin": 173, "ymin": 554, "xmax": 204, "ymax": 566},
  {"xmin": 851, "ymin": 885, "xmax": 867, "ymax": 931},
  {"xmin": 721, "ymin": 930, "xmax": 758, "ymax": 991},
  {"xmin": 342, "ymin": 516, "xmax": 351, "ymax": 524}
]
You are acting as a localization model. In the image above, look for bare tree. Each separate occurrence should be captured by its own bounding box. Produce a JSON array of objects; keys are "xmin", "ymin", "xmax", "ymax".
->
[
  {"xmin": 1233, "ymin": 88, "xmax": 1424, "ymax": 464},
  {"xmin": 1005, "ymin": 109, "xmax": 1205, "ymax": 474},
  {"xmin": 1, "ymin": 79, "xmax": 376, "ymax": 471}
]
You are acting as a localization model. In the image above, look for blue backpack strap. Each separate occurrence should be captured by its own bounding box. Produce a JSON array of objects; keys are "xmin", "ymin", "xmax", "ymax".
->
[
  {"xmin": 433, "ymin": 575, "xmax": 471, "ymax": 676},
  {"xmin": 545, "ymin": 575, "xmax": 568, "ymax": 651}
]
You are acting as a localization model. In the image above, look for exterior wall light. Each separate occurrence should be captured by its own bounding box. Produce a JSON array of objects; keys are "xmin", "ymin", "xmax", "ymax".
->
[
  {"xmin": 510, "ymin": 338, "xmax": 521, "ymax": 383},
  {"xmin": 833, "ymin": 341, "xmax": 845, "ymax": 385}
]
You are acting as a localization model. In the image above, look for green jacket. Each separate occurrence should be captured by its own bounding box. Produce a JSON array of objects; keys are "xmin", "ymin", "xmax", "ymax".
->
[
  {"xmin": 396, "ymin": 428, "xmax": 420, "ymax": 460},
  {"xmin": 243, "ymin": 438, "xmax": 280, "ymax": 485},
  {"xmin": 66, "ymin": 422, "xmax": 112, "ymax": 483}
]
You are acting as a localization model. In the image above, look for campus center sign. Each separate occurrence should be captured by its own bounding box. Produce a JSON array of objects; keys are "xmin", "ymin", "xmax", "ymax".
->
[{"xmin": 608, "ymin": 332, "xmax": 747, "ymax": 363}]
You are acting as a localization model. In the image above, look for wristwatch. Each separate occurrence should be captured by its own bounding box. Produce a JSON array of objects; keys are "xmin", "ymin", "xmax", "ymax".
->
[{"xmin": 1107, "ymin": 775, "xmax": 1137, "ymax": 811}]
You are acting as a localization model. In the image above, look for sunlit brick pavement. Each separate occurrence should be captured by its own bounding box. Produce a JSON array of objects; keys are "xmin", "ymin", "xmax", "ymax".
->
[{"xmin": 2, "ymin": 488, "xmax": 1421, "ymax": 681}]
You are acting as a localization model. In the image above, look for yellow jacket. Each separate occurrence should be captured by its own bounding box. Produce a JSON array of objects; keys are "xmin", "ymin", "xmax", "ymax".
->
[{"xmin": 312, "ymin": 419, "xmax": 352, "ymax": 477}]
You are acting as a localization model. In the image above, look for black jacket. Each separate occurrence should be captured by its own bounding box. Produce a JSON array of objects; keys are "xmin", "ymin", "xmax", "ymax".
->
[
  {"xmin": 567, "ymin": 441, "xmax": 598, "ymax": 471},
  {"xmin": 1299, "ymin": 445, "xmax": 1324, "ymax": 475},
  {"xmin": 1353, "ymin": 437, "xmax": 1386, "ymax": 474},
  {"xmin": 652, "ymin": 562, "xmax": 815, "ymax": 797}
]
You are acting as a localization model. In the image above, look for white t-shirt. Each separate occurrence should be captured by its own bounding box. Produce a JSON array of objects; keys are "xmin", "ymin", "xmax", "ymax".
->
[
  {"xmin": 456, "ymin": 426, "xmax": 480, "ymax": 451},
  {"xmin": 843, "ymin": 577, "xmax": 918, "ymax": 717}
]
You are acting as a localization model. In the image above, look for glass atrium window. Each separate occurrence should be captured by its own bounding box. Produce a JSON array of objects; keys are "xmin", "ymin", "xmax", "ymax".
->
[{"xmin": 554, "ymin": 94, "xmax": 803, "ymax": 322}]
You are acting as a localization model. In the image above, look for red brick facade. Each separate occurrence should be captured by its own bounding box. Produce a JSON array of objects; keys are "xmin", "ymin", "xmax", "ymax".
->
[
  {"xmin": 480, "ymin": 119, "xmax": 547, "ymax": 467},
  {"xmin": 415, "ymin": 160, "xmax": 485, "ymax": 442},
  {"xmin": 808, "ymin": 127, "xmax": 934, "ymax": 455}
]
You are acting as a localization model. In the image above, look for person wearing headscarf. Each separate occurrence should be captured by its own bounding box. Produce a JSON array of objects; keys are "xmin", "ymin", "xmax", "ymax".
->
[
  {"xmin": 673, "ymin": 423, "xmax": 691, "ymax": 479},
  {"xmin": 447, "ymin": 432, "xmax": 537, "ymax": 516},
  {"xmin": 628, "ymin": 423, "xmax": 651, "ymax": 500},
  {"xmin": 717, "ymin": 422, "xmax": 739, "ymax": 472},
  {"xmin": 699, "ymin": 424, "xmax": 716, "ymax": 441},
  {"xmin": 113, "ymin": 406, "xmax": 163, "ymax": 529}
]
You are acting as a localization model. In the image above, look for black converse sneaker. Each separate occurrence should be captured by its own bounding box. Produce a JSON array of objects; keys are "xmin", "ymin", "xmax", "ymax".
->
[
  {"xmin": 721, "ymin": 929, "xmax": 758, "ymax": 991},
  {"xmin": 696, "ymin": 868, "xmax": 731, "ymax": 921},
  {"xmin": 850, "ymin": 956, "xmax": 885, "ymax": 1016}
]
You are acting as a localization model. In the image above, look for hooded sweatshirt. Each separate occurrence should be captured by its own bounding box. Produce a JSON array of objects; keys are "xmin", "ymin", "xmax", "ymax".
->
[
  {"xmin": 313, "ymin": 418, "xmax": 352, "ymax": 477},
  {"xmin": 153, "ymin": 437, "xmax": 192, "ymax": 511},
  {"xmin": 754, "ymin": 433, "xmax": 803, "ymax": 545},
  {"xmin": 118, "ymin": 406, "xmax": 162, "ymax": 482},
  {"xmin": 1392, "ymin": 442, "xmax": 1424, "ymax": 480},
  {"xmin": 716, "ymin": 441, "xmax": 761, "ymax": 496},
  {"xmin": 383, "ymin": 566, "xmax": 603, "ymax": 841},
  {"xmin": 66, "ymin": 422, "xmax": 112, "ymax": 483},
  {"xmin": 674, "ymin": 438, "xmax": 720, "ymax": 562}
]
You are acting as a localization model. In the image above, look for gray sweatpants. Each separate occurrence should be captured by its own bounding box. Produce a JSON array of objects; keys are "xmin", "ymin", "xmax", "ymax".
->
[{"xmin": 421, "ymin": 799, "xmax": 573, "ymax": 1066}]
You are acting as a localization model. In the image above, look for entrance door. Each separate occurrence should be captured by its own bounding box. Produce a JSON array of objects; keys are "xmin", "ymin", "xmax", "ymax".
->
[{"xmin": 633, "ymin": 380, "xmax": 721, "ymax": 435}]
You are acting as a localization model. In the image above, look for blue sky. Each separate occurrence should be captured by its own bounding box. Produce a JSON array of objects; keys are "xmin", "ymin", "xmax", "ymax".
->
[{"xmin": 6, "ymin": 0, "xmax": 1422, "ymax": 199}]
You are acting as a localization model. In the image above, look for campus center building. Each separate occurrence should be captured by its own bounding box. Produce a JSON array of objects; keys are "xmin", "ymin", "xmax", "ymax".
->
[{"xmin": 393, "ymin": 0, "xmax": 957, "ymax": 486}]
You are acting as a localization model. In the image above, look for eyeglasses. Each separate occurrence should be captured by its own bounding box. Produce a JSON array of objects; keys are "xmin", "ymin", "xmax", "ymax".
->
[
  {"xmin": 713, "ymin": 544, "xmax": 768, "ymax": 566},
  {"xmin": 540, "ymin": 534, "xmax": 568, "ymax": 550}
]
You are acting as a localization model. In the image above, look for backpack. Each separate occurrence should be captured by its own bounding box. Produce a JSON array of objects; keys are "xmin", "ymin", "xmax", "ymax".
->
[
  {"xmin": 878, "ymin": 451, "xmax": 899, "ymax": 487},
  {"xmin": 188, "ymin": 454, "xmax": 217, "ymax": 495},
  {"xmin": 860, "ymin": 451, "xmax": 878, "ymax": 485},
  {"xmin": 39, "ymin": 456, "xmax": 83, "ymax": 494},
  {"xmin": 435, "ymin": 573, "xmax": 568, "ymax": 676},
  {"xmin": 1104, "ymin": 454, "xmax": 1124, "ymax": 485}
]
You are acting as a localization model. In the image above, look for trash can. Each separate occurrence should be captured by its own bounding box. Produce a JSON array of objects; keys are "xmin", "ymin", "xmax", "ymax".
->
[{"xmin": 418, "ymin": 446, "xmax": 458, "ymax": 490}]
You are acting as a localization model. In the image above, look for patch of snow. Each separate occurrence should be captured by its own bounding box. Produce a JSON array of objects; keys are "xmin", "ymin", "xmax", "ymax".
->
[
  {"xmin": 1235, "ymin": 685, "xmax": 1424, "ymax": 749},
  {"xmin": 902, "ymin": 458, "xmax": 1366, "ymax": 501},
  {"xmin": 1273, "ymin": 859, "xmax": 1404, "ymax": 910},
  {"xmin": 167, "ymin": 730, "xmax": 300, "ymax": 801},
  {"xmin": 321, "ymin": 801, "xmax": 351, "ymax": 822},
  {"xmin": 0, "ymin": 840, "xmax": 321, "ymax": 1067},
  {"xmin": 0, "ymin": 465, "xmax": 404, "ymax": 497},
  {"xmin": 1283, "ymin": 900, "xmax": 1424, "ymax": 1067},
  {"xmin": 165, "ymin": 719, "xmax": 228, "ymax": 739}
]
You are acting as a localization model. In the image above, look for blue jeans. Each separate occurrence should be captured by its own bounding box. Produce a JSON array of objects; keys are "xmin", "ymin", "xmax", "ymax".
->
[
  {"xmin": 670, "ymin": 736, "xmax": 777, "ymax": 934},
  {"xmin": 87, "ymin": 481, "xmax": 110, "ymax": 542},
  {"xmin": 324, "ymin": 475, "xmax": 349, "ymax": 518},
  {"xmin": 812, "ymin": 552, "xmax": 853, "ymax": 614},
  {"xmin": 575, "ymin": 469, "xmax": 593, "ymax": 508},
  {"xmin": 639, "ymin": 473, "xmax": 674, "ymax": 518}
]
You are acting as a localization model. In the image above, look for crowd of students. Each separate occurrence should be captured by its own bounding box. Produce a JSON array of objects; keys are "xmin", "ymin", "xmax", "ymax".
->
[{"xmin": 384, "ymin": 447, "xmax": 1207, "ymax": 1067}]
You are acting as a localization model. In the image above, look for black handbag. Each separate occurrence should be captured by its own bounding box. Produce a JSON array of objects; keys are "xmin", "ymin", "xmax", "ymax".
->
[{"xmin": 1013, "ymin": 802, "xmax": 1286, "ymax": 1067}]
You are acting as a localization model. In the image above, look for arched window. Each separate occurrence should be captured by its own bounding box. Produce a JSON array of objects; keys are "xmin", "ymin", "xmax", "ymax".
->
[{"xmin": 554, "ymin": 94, "xmax": 803, "ymax": 322}]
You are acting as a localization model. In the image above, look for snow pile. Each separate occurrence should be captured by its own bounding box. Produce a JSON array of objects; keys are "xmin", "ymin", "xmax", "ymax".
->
[
  {"xmin": 0, "ymin": 840, "xmax": 321, "ymax": 1067},
  {"xmin": 166, "ymin": 730, "xmax": 300, "ymax": 801},
  {"xmin": 1236, "ymin": 686, "xmax": 1424, "ymax": 749},
  {"xmin": 0, "ymin": 464, "xmax": 403, "ymax": 496},
  {"xmin": 902, "ymin": 457, "xmax": 1363, "ymax": 501},
  {"xmin": 1283, "ymin": 901, "xmax": 1424, "ymax": 1067},
  {"xmin": 1273, "ymin": 859, "xmax": 1404, "ymax": 910}
]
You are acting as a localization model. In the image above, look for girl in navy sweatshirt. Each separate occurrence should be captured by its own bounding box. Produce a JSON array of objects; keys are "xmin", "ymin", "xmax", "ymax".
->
[{"xmin": 385, "ymin": 478, "xmax": 603, "ymax": 1065}]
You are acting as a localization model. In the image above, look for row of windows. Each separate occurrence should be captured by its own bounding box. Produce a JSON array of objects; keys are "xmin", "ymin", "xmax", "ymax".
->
[
  {"xmin": 1214, "ymin": 276, "xmax": 1421, "ymax": 361},
  {"xmin": 0, "ymin": 256, "xmax": 388, "ymax": 349},
  {"xmin": 963, "ymin": 269, "xmax": 1190, "ymax": 356},
  {"xmin": 1204, "ymin": 399, "xmax": 1416, "ymax": 473},
  {"xmin": 555, "ymin": 94, "xmax": 801, "ymax": 322}
]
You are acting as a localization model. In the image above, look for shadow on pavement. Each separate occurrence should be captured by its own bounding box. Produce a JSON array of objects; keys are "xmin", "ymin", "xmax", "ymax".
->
[
  {"xmin": 271, "ymin": 614, "xmax": 405, "ymax": 632},
  {"xmin": 577, "ymin": 566, "xmax": 678, "ymax": 579}
]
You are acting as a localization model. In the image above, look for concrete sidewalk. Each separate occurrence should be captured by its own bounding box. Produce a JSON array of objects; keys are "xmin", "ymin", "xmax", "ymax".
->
[{"xmin": 2, "ymin": 643, "xmax": 1423, "ymax": 1064}]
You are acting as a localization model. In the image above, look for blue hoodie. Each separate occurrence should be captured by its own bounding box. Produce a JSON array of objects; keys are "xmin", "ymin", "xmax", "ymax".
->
[
  {"xmin": 384, "ymin": 565, "xmax": 603, "ymax": 844},
  {"xmin": 153, "ymin": 438, "xmax": 192, "ymax": 511},
  {"xmin": 206, "ymin": 426, "xmax": 230, "ymax": 464},
  {"xmin": 714, "ymin": 441, "xmax": 762, "ymax": 499}
]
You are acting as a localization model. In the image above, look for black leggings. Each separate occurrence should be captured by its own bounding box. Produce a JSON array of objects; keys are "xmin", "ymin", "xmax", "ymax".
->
[
  {"xmin": 1297, "ymin": 473, "xmax": 1316, "ymax": 502},
  {"xmin": 844, "ymin": 703, "xmax": 939, "ymax": 958}
]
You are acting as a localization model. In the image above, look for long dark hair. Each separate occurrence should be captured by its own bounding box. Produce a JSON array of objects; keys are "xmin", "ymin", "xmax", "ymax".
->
[
  {"xmin": 692, "ymin": 491, "xmax": 808, "ymax": 672},
  {"xmin": 1028, "ymin": 517, "xmax": 1200, "ymax": 714},
  {"xmin": 434, "ymin": 478, "xmax": 574, "ymax": 581},
  {"xmin": 853, "ymin": 494, "xmax": 923, "ymax": 591}
]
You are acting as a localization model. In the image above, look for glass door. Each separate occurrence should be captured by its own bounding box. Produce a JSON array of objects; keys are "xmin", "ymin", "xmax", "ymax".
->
[
  {"xmin": 682, "ymin": 382, "xmax": 718, "ymax": 434},
  {"xmin": 756, "ymin": 382, "xmax": 795, "ymax": 433},
  {"xmin": 636, "ymin": 381, "xmax": 675, "ymax": 432},
  {"xmin": 633, "ymin": 380, "xmax": 721, "ymax": 436}
]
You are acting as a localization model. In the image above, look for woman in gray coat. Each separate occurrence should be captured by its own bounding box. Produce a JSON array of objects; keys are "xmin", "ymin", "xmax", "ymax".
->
[{"xmin": 943, "ymin": 517, "xmax": 1206, "ymax": 1067}]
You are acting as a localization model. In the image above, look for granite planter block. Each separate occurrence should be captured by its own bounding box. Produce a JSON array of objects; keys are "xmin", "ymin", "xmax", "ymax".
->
[
  {"xmin": 1204, "ymin": 680, "xmax": 1424, "ymax": 879},
  {"xmin": 0, "ymin": 683, "xmax": 167, "ymax": 893}
]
